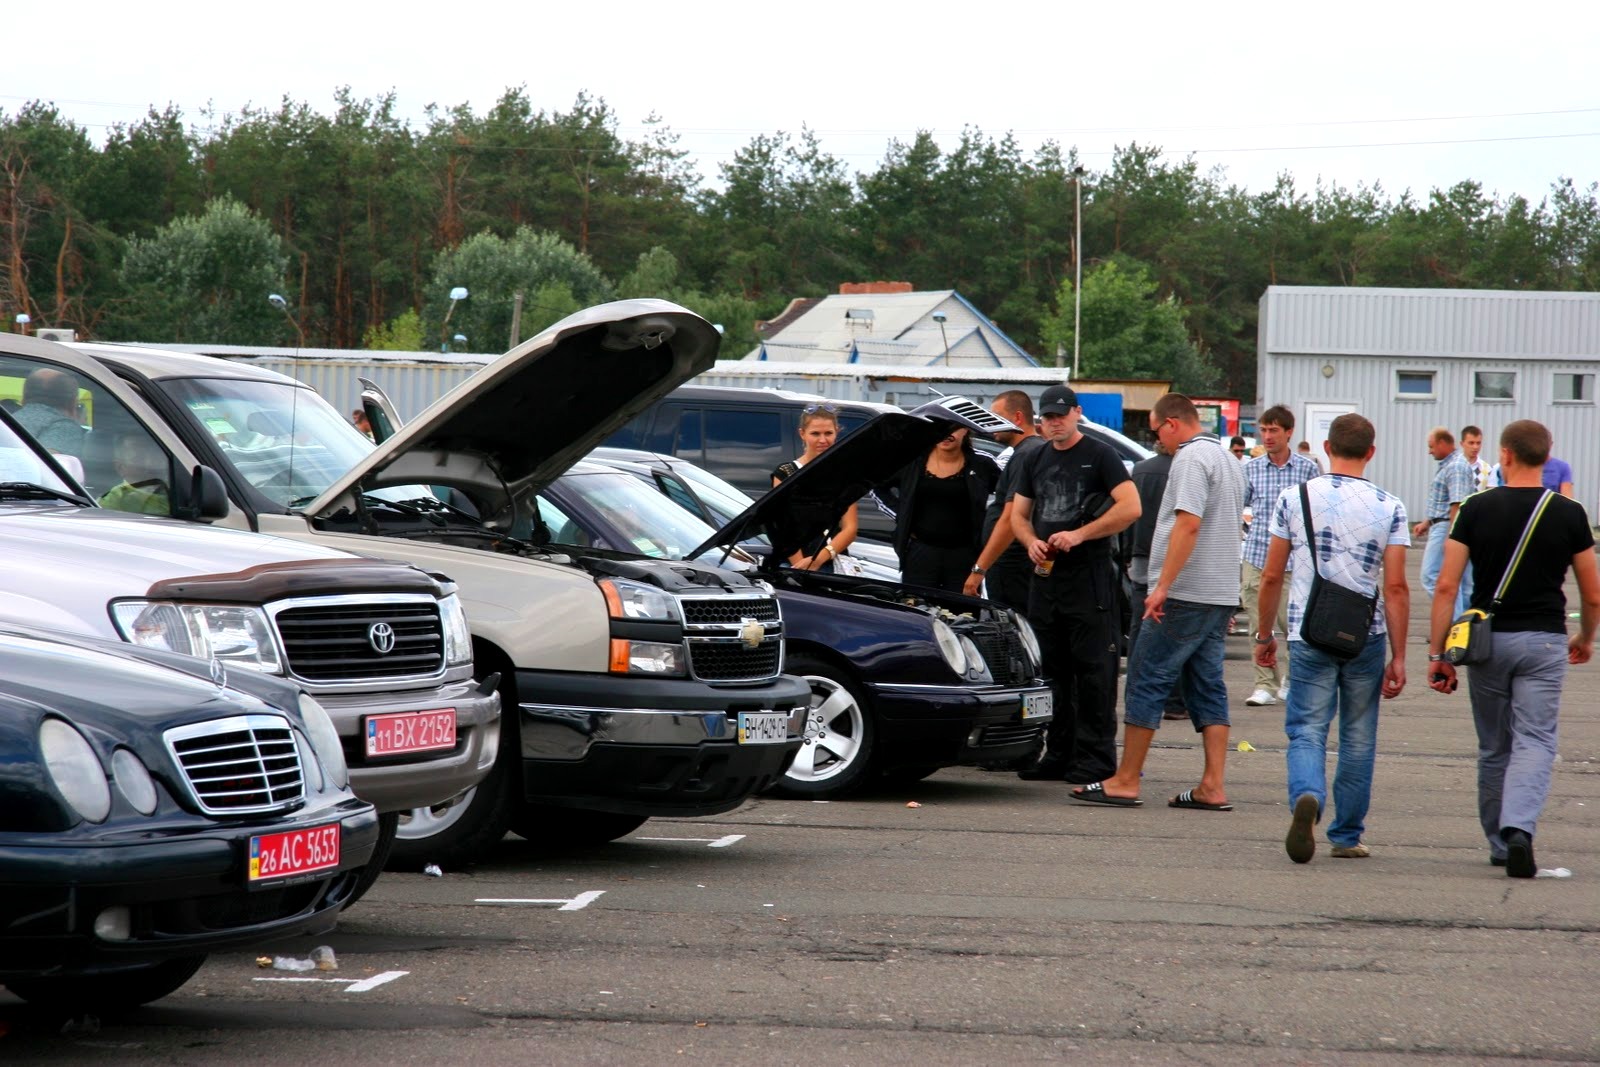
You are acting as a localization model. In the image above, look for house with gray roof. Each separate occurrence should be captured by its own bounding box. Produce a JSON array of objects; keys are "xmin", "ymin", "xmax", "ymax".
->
[{"xmin": 746, "ymin": 288, "xmax": 1039, "ymax": 368}]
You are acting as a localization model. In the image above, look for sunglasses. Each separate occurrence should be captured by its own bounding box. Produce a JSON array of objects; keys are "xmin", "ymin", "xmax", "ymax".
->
[{"xmin": 801, "ymin": 403, "xmax": 838, "ymax": 415}]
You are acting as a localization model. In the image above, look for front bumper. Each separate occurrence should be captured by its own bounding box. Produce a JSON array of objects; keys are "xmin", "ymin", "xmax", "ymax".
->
[
  {"xmin": 318, "ymin": 675, "xmax": 502, "ymax": 813},
  {"xmin": 0, "ymin": 800, "xmax": 378, "ymax": 978},
  {"xmin": 514, "ymin": 670, "xmax": 811, "ymax": 817},
  {"xmin": 868, "ymin": 680, "xmax": 1053, "ymax": 768}
]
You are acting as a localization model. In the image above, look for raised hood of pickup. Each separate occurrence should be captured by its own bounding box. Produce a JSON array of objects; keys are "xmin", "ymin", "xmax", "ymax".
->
[
  {"xmin": 306, "ymin": 300, "xmax": 721, "ymax": 522},
  {"xmin": 688, "ymin": 397, "xmax": 1015, "ymax": 565}
]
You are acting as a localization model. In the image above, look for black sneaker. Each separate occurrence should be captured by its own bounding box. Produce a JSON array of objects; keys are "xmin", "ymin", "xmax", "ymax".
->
[
  {"xmin": 1285, "ymin": 793, "xmax": 1319, "ymax": 864},
  {"xmin": 1501, "ymin": 828, "xmax": 1535, "ymax": 878}
]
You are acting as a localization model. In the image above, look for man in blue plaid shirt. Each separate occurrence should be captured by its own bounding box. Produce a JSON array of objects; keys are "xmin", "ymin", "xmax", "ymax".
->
[
  {"xmin": 1413, "ymin": 427, "xmax": 1476, "ymax": 617},
  {"xmin": 1240, "ymin": 405, "xmax": 1320, "ymax": 707}
]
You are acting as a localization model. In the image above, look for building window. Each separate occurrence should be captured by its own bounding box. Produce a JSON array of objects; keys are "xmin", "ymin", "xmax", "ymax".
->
[
  {"xmin": 1395, "ymin": 370, "xmax": 1435, "ymax": 398},
  {"xmin": 1553, "ymin": 373, "xmax": 1594, "ymax": 403},
  {"xmin": 1472, "ymin": 371, "xmax": 1516, "ymax": 401}
]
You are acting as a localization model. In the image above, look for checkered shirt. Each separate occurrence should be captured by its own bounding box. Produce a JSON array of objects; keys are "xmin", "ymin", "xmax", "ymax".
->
[
  {"xmin": 1241, "ymin": 452, "xmax": 1320, "ymax": 568},
  {"xmin": 1425, "ymin": 450, "xmax": 1475, "ymax": 520}
]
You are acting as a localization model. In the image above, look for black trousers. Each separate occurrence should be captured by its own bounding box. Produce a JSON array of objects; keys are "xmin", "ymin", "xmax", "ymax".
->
[
  {"xmin": 902, "ymin": 540, "xmax": 976, "ymax": 593},
  {"xmin": 1030, "ymin": 565, "xmax": 1120, "ymax": 782},
  {"xmin": 985, "ymin": 554, "xmax": 1032, "ymax": 611}
]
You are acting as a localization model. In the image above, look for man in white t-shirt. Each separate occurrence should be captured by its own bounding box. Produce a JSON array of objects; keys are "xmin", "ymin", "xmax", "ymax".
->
[{"xmin": 1254, "ymin": 414, "xmax": 1411, "ymax": 864}]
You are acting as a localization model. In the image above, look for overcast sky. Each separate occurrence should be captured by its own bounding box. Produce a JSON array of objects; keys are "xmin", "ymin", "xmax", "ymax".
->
[{"xmin": 10, "ymin": 0, "xmax": 1597, "ymax": 205}]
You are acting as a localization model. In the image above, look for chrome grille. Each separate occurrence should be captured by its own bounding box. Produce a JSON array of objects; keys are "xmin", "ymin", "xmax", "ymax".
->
[
  {"xmin": 165, "ymin": 714, "xmax": 304, "ymax": 815},
  {"xmin": 968, "ymin": 624, "xmax": 1032, "ymax": 687},
  {"xmin": 680, "ymin": 594, "xmax": 784, "ymax": 683},
  {"xmin": 273, "ymin": 598, "xmax": 443, "ymax": 683}
]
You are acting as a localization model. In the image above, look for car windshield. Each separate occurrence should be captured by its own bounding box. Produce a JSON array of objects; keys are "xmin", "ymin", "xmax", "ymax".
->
[
  {"xmin": 668, "ymin": 460, "xmax": 757, "ymax": 526},
  {"xmin": 545, "ymin": 470, "xmax": 724, "ymax": 563},
  {"xmin": 0, "ymin": 414, "xmax": 83, "ymax": 497},
  {"xmin": 160, "ymin": 377, "xmax": 427, "ymax": 509}
]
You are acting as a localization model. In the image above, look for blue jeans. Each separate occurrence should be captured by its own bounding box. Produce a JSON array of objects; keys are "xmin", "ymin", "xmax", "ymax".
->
[
  {"xmin": 1124, "ymin": 598, "xmax": 1233, "ymax": 731},
  {"xmin": 1420, "ymin": 522, "xmax": 1471, "ymax": 616},
  {"xmin": 1285, "ymin": 637, "xmax": 1386, "ymax": 848}
]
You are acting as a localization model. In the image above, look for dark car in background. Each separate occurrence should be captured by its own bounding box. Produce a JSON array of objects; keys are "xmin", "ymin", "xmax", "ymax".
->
[{"xmin": 0, "ymin": 626, "xmax": 377, "ymax": 1011}]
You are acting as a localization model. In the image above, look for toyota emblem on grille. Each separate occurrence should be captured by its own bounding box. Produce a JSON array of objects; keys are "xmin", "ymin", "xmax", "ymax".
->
[
  {"xmin": 368, "ymin": 622, "xmax": 397, "ymax": 654},
  {"xmin": 739, "ymin": 618, "xmax": 766, "ymax": 649}
]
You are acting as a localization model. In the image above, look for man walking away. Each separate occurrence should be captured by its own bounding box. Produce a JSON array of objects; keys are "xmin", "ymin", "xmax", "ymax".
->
[
  {"xmin": 1254, "ymin": 414, "xmax": 1410, "ymax": 862},
  {"xmin": 1070, "ymin": 393, "xmax": 1244, "ymax": 809},
  {"xmin": 966, "ymin": 390, "xmax": 1044, "ymax": 611},
  {"xmin": 1010, "ymin": 384, "xmax": 1140, "ymax": 784},
  {"xmin": 1429, "ymin": 419, "xmax": 1599, "ymax": 877},
  {"xmin": 1415, "ymin": 427, "xmax": 1475, "ymax": 618},
  {"xmin": 1240, "ymin": 405, "xmax": 1320, "ymax": 707}
]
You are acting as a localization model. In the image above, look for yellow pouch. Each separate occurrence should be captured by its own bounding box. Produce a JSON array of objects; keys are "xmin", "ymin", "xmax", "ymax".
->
[{"xmin": 1443, "ymin": 608, "xmax": 1492, "ymax": 666}]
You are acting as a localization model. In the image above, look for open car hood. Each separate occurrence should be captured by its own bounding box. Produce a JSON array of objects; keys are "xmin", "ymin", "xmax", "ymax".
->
[
  {"xmin": 688, "ymin": 396, "xmax": 1014, "ymax": 564},
  {"xmin": 307, "ymin": 299, "xmax": 721, "ymax": 521}
]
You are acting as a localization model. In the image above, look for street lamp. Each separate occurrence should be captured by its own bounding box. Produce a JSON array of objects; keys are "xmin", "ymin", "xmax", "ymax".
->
[
  {"xmin": 1071, "ymin": 165, "xmax": 1086, "ymax": 381},
  {"xmin": 932, "ymin": 310, "xmax": 950, "ymax": 366},
  {"xmin": 441, "ymin": 286, "xmax": 468, "ymax": 352},
  {"xmin": 267, "ymin": 294, "xmax": 304, "ymax": 348},
  {"xmin": 14, "ymin": 313, "xmax": 30, "ymax": 334}
]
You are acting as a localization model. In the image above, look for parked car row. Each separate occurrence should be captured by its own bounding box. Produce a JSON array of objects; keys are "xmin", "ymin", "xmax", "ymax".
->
[{"xmin": 2, "ymin": 300, "xmax": 1054, "ymax": 1011}]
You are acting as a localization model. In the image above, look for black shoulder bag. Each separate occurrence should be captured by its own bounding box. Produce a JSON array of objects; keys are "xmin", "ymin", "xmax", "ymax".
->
[{"xmin": 1298, "ymin": 482, "xmax": 1380, "ymax": 660}]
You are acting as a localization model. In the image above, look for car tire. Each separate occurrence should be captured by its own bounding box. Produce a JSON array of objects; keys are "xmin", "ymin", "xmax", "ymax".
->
[
  {"xmin": 3, "ymin": 954, "xmax": 207, "ymax": 1011},
  {"xmin": 344, "ymin": 811, "xmax": 398, "ymax": 907},
  {"xmin": 509, "ymin": 806, "xmax": 648, "ymax": 847},
  {"xmin": 769, "ymin": 654, "xmax": 877, "ymax": 799}
]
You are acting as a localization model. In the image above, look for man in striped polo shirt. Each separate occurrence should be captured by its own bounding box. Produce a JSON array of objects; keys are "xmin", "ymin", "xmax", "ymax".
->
[{"xmin": 1240, "ymin": 405, "xmax": 1320, "ymax": 707}]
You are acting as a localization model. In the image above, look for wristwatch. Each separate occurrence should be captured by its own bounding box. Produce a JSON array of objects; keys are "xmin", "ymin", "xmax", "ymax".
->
[
  {"xmin": 1427, "ymin": 653, "xmax": 1445, "ymax": 662},
  {"xmin": 1253, "ymin": 632, "xmax": 1274, "ymax": 644},
  {"xmin": 970, "ymin": 565, "xmax": 986, "ymax": 576}
]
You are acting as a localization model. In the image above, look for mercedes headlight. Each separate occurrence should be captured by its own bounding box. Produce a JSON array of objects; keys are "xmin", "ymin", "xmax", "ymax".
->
[
  {"xmin": 40, "ymin": 718, "xmax": 111, "ymax": 823},
  {"xmin": 959, "ymin": 635, "xmax": 991, "ymax": 682},
  {"xmin": 297, "ymin": 693, "xmax": 348, "ymax": 790},
  {"xmin": 439, "ymin": 593, "xmax": 473, "ymax": 666},
  {"xmin": 1013, "ymin": 612, "xmax": 1042, "ymax": 672},
  {"xmin": 111, "ymin": 748, "xmax": 159, "ymax": 815},
  {"xmin": 110, "ymin": 601, "xmax": 282, "ymax": 674},
  {"xmin": 932, "ymin": 619, "xmax": 967, "ymax": 676},
  {"xmin": 598, "ymin": 578, "xmax": 680, "ymax": 622}
]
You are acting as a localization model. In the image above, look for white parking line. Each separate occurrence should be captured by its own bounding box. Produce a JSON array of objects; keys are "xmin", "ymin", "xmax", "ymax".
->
[
  {"xmin": 474, "ymin": 890, "xmax": 605, "ymax": 910},
  {"xmin": 252, "ymin": 970, "xmax": 409, "ymax": 993},
  {"xmin": 635, "ymin": 834, "xmax": 745, "ymax": 848}
]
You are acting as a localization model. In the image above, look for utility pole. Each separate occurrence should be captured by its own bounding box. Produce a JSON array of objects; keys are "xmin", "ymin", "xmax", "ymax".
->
[
  {"xmin": 1072, "ymin": 165, "xmax": 1085, "ymax": 381},
  {"xmin": 509, "ymin": 291, "xmax": 524, "ymax": 350}
]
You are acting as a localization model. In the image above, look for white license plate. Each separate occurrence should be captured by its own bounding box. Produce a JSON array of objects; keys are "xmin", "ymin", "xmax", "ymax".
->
[
  {"xmin": 1022, "ymin": 692, "xmax": 1053, "ymax": 719},
  {"xmin": 249, "ymin": 823, "xmax": 340, "ymax": 884},
  {"xmin": 365, "ymin": 708, "xmax": 457, "ymax": 757},
  {"xmin": 737, "ymin": 712, "xmax": 789, "ymax": 745}
]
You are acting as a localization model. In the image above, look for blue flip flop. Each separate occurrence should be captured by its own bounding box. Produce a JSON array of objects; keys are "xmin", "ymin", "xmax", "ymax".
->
[{"xmin": 1071, "ymin": 781, "xmax": 1142, "ymax": 807}]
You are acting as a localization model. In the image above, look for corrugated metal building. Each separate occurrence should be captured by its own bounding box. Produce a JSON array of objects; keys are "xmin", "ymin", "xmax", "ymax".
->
[{"xmin": 1257, "ymin": 286, "xmax": 1600, "ymax": 521}]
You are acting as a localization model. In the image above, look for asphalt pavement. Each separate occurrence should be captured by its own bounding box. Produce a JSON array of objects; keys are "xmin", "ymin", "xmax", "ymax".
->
[{"xmin": 4, "ymin": 558, "xmax": 1596, "ymax": 1065}]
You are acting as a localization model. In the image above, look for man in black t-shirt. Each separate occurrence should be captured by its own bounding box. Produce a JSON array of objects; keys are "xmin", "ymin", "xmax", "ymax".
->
[
  {"xmin": 965, "ymin": 390, "xmax": 1045, "ymax": 610},
  {"xmin": 1010, "ymin": 384, "xmax": 1140, "ymax": 783},
  {"xmin": 1429, "ymin": 419, "xmax": 1599, "ymax": 878}
]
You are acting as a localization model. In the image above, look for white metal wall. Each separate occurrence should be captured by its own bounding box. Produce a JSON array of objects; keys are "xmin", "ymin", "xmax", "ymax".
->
[
  {"xmin": 229, "ymin": 355, "xmax": 487, "ymax": 422},
  {"xmin": 1258, "ymin": 287, "xmax": 1600, "ymax": 524}
]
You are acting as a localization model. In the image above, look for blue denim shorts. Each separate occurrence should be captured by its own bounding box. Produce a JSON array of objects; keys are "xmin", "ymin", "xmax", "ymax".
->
[{"xmin": 1124, "ymin": 598, "xmax": 1234, "ymax": 731}]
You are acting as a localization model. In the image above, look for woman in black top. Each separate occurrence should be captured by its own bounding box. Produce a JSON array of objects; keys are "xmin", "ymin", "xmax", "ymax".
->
[
  {"xmin": 883, "ymin": 425, "xmax": 999, "ymax": 592},
  {"xmin": 770, "ymin": 404, "xmax": 858, "ymax": 573}
]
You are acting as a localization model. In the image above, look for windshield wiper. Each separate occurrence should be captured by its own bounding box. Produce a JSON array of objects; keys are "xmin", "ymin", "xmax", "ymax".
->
[{"xmin": 0, "ymin": 481, "xmax": 93, "ymax": 505}]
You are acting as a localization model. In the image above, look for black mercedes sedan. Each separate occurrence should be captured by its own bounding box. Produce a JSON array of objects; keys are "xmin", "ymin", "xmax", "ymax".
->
[{"xmin": 0, "ymin": 627, "xmax": 378, "ymax": 1010}]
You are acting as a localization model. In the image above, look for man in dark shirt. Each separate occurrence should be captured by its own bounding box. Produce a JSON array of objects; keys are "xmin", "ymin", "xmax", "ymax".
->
[
  {"xmin": 965, "ymin": 389, "xmax": 1044, "ymax": 610},
  {"xmin": 1429, "ymin": 419, "xmax": 1599, "ymax": 877},
  {"xmin": 1010, "ymin": 384, "xmax": 1140, "ymax": 783}
]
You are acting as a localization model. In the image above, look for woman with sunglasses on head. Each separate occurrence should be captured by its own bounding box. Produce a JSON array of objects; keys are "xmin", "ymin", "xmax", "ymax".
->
[
  {"xmin": 771, "ymin": 404, "xmax": 859, "ymax": 572},
  {"xmin": 880, "ymin": 423, "xmax": 1000, "ymax": 592}
]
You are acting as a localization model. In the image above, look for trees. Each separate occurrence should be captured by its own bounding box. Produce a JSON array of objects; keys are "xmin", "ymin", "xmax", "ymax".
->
[
  {"xmin": 423, "ymin": 227, "xmax": 612, "ymax": 351},
  {"xmin": 113, "ymin": 196, "xmax": 288, "ymax": 344}
]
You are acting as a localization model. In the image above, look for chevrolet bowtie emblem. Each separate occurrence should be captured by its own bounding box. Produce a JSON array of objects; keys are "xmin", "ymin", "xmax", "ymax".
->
[{"xmin": 739, "ymin": 618, "xmax": 766, "ymax": 649}]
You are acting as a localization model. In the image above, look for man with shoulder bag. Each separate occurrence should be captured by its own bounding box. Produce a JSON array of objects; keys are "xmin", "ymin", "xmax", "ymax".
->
[
  {"xmin": 1255, "ymin": 414, "xmax": 1410, "ymax": 863},
  {"xmin": 1428, "ymin": 420, "xmax": 1600, "ymax": 878}
]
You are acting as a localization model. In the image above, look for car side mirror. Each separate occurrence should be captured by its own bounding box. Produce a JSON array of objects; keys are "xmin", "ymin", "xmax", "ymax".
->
[{"xmin": 173, "ymin": 464, "xmax": 231, "ymax": 522}]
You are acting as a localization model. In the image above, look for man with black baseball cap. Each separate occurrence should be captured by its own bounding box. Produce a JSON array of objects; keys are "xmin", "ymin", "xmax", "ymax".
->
[{"xmin": 1009, "ymin": 383, "xmax": 1141, "ymax": 784}]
